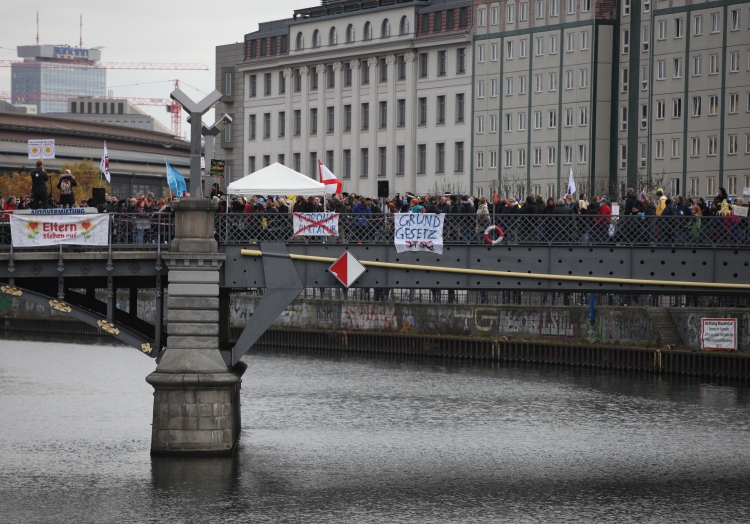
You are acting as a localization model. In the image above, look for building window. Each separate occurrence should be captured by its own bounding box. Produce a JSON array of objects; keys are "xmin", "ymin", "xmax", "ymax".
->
[
  {"xmin": 399, "ymin": 15, "xmax": 409, "ymax": 36},
  {"xmin": 310, "ymin": 108, "xmax": 318, "ymax": 135},
  {"xmin": 692, "ymin": 97, "xmax": 702, "ymax": 117},
  {"xmin": 224, "ymin": 123, "xmax": 231, "ymax": 142},
  {"xmin": 731, "ymin": 9, "xmax": 740, "ymax": 30},
  {"xmin": 455, "ymin": 142, "xmax": 464, "ymax": 172},
  {"xmin": 478, "ymin": 80, "xmax": 485, "ymax": 98},
  {"xmin": 491, "ymin": 79, "xmax": 498, "ymax": 97},
  {"xmin": 398, "ymin": 99, "xmax": 406, "ymax": 127},
  {"xmin": 689, "ymin": 177, "xmax": 700, "ymax": 197},
  {"xmin": 534, "ymin": 148, "xmax": 542, "ymax": 166},
  {"xmin": 708, "ymin": 135, "xmax": 718, "ymax": 156},
  {"xmin": 657, "ymin": 60, "xmax": 666, "ymax": 80},
  {"xmin": 327, "ymin": 64, "xmax": 335, "ymax": 88},
  {"xmin": 622, "ymin": 68, "xmax": 629, "ymax": 93},
  {"xmin": 360, "ymin": 148, "xmax": 369, "ymax": 177},
  {"xmin": 728, "ymin": 176, "xmax": 738, "ymax": 196},
  {"xmin": 506, "ymin": 78, "xmax": 514, "ymax": 95},
  {"xmin": 565, "ymin": 108, "xmax": 573, "ymax": 127},
  {"xmin": 550, "ymin": 35, "xmax": 558, "ymax": 54},
  {"xmin": 641, "ymin": 104, "xmax": 648, "ymax": 129},
  {"xmin": 673, "ymin": 98, "xmax": 682, "ymax": 118},
  {"xmin": 507, "ymin": 40, "xmax": 514, "ymax": 59},
  {"xmin": 536, "ymin": 36, "xmax": 544, "ymax": 56},
  {"xmin": 418, "ymin": 144, "xmax": 427, "ymax": 174},
  {"xmin": 518, "ymin": 149, "xmax": 526, "ymax": 167},
  {"xmin": 361, "ymin": 103, "xmax": 369, "ymax": 130},
  {"xmin": 507, "ymin": 113, "xmax": 515, "ymax": 132},
  {"xmin": 578, "ymin": 145, "xmax": 587, "ymax": 164},
  {"xmin": 362, "ymin": 60, "xmax": 370, "ymax": 84},
  {"xmin": 521, "ymin": 2, "xmax": 529, "ymax": 21},
  {"xmin": 548, "ymin": 147, "xmax": 556, "ymax": 165},
  {"xmin": 418, "ymin": 97, "xmax": 427, "ymax": 126},
  {"xmin": 580, "ymin": 69, "xmax": 589, "ymax": 88},
  {"xmin": 225, "ymin": 72, "xmax": 232, "ymax": 96},
  {"xmin": 249, "ymin": 114, "xmax": 256, "ymax": 140},
  {"xmin": 344, "ymin": 104, "xmax": 352, "ymax": 132},
  {"xmin": 693, "ymin": 56, "xmax": 702, "ymax": 76},
  {"xmin": 398, "ymin": 55, "xmax": 406, "ymax": 80},
  {"xmin": 730, "ymin": 52, "xmax": 740, "ymax": 72},
  {"xmin": 312, "ymin": 30, "xmax": 321, "ymax": 48},
  {"xmin": 310, "ymin": 67, "xmax": 318, "ymax": 90},
  {"xmin": 621, "ymin": 106, "xmax": 628, "ymax": 131},
  {"xmin": 346, "ymin": 24, "xmax": 355, "ymax": 43},
  {"xmin": 675, "ymin": 17, "xmax": 684, "ymax": 38},
  {"xmin": 694, "ymin": 14, "xmax": 703, "ymax": 35},
  {"xmin": 549, "ymin": 110, "xmax": 557, "ymax": 128},
  {"xmin": 491, "ymin": 6, "xmax": 499, "ymax": 24},
  {"xmin": 436, "ymin": 143, "xmax": 446, "ymax": 173},
  {"xmin": 477, "ymin": 116, "xmax": 485, "ymax": 134},
  {"xmin": 249, "ymin": 156, "xmax": 256, "ymax": 173},
  {"xmin": 711, "ymin": 12, "xmax": 721, "ymax": 33},
  {"xmin": 396, "ymin": 146, "xmax": 405, "ymax": 175},
  {"xmin": 434, "ymin": 11, "xmax": 443, "ymax": 32},
  {"xmin": 491, "ymin": 114, "xmax": 498, "ymax": 132},
  {"xmin": 641, "ymin": 65, "xmax": 649, "ymax": 90},
  {"xmin": 671, "ymin": 138, "xmax": 680, "ymax": 158},
  {"xmin": 708, "ymin": 177, "xmax": 717, "ymax": 196},
  {"xmin": 579, "ymin": 107, "xmax": 588, "ymax": 125},
  {"xmin": 343, "ymin": 149, "xmax": 352, "ymax": 178},
  {"xmin": 278, "ymin": 111, "xmax": 285, "ymax": 137},
  {"xmin": 327, "ymin": 106, "xmax": 335, "ymax": 133},
  {"xmin": 378, "ymin": 147, "xmax": 387, "ymax": 176},
  {"xmin": 345, "ymin": 62, "xmax": 352, "ymax": 86},
  {"xmin": 264, "ymin": 72, "xmax": 272, "ymax": 95},
  {"xmin": 478, "ymin": 43, "xmax": 485, "ymax": 64},
  {"xmin": 379, "ymin": 101, "xmax": 387, "ymax": 129},
  {"xmin": 655, "ymin": 140, "xmax": 664, "ymax": 159},
  {"xmin": 294, "ymin": 110, "xmax": 301, "ymax": 136},
  {"xmin": 622, "ymin": 29, "xmax": 630, "ymax": 54},
  {"xmin": 490, "ymin": 150, "xmax": 498, "ymax": 169},
  {"xmin": 643, "ymin": 28, "xmax": 649, "ymax": 52},
  {"xmin": 505, "ymin": 150, "xmax": 513, "ymax": 167},
  {"xmin": 623, "ymin": 0, "xmax": 630, "ymax": 15},
  {"xmin": 709, "ymin": 95, "xmax": 719, "ymax": 115},
  {"xmin": 533, "ymin": 111, "xmax": 541, "ymax": 130},
  {"xmin": 293, "ymin": 153, "xmax": 301, "ymax": 172},
  {"xmin": 691, "ymin": 137, "xmax": 701, "ymax": 157},
  {"xmin": 456, "ymin": 94, "xmax": 465, "ymax": 122},
  {"xmin": 294, "ymin": 69, "xmax": 301, "ymax": 92},
  {"xmin": 673, "ymin": 58, "xmax": 682, "ymax": 78},
  {"xmin": 519, "ymin": 112, "xmax": 527, "ymax": 131},
  {"xmin": 656, "ymin": 100, "xmax": 665, "ymax": 119},
  {"xmin": 551, "ymin": 0, "xmax": 559, "ymax": 16},
  {"xmin": 537, "ymin": 0, "xmax": 545, "ymax": 18},
  {"xmin": 479, "ymin": 8, "xmax": 487, "ymax": 27},
  {"xmin": 457, "ymin": 48, "xmax": 466, "ymax": 73},
  {"xmin": 380, "ymin": 57, "xmax": 388, "ymax": 82},
  {"xmin": 296, "ymin": 32, "xmax": 304, "ymax": 50},
  {"xmin": 250, "ymin": 75, "xmax": 257, "ymax": 97},
  {"xmin": 508, "ymin": 4, "xmax": 516, "ymax": 23},
  {"xmin": 520, "ymin": 76, "xmax": 527, "ymax": 94},
  {"xmin": 438, "ymin": 51, "xmax": 447, "ymax": 76},
  {"xmin": 620, "ymin": 145, "xmax": 627, "ymax": 169},
  {"xmin": 729, "ymin": 134, "xmax": 738, "ymax": 155},
  {"xmin": 491, "ymin": 43, "xmax": 498, "ymax": 61},
  {"xmin": 437, "ymin": 95, "xmax": 446, "ymax": 124},
  {"xmin": 329, "ymin": 27, "xmax": 338, "ymax": 46},
  {"xmin": 521, "ymin": 39, "xmax": 528, "ymax": 57},
  {"xmin": 419, "ymin": 52, "xmax": 428, "ymax": 78}
]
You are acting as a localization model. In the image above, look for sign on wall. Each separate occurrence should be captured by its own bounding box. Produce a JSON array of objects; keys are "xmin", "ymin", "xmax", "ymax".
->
[
  {"xmin": 394, "ymin": 213, "xmax": 445, "ymax": 254},
  {"xmin": 210, "ymin": 159, "xmax": 226, "ymax": 178},
  {"xmin": 293, "ymin": 212, "xmax": 339, "ymax": 236},
  {"xmin": 10, "ymin": 213, "xmax": 109, "ymax": 247},
  {"xmin": 28, "ymin": 139, "xmax": 55, "ymax": 159},
  {"xmin": 701, "ymin": 318, "xmax": 737, "ymax": 351}
]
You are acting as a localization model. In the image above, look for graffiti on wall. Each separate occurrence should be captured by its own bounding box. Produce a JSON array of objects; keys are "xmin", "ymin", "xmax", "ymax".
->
[{"xmin": 340, "ymin": 303, "xmax": 398, "ymax": 331}]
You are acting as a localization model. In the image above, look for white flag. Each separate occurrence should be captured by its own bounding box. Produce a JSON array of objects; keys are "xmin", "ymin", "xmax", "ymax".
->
[
  {"xmin": 319, "ymin": 161, "xmax": 342, "ymax": 194},
  {"xmin": 566, "ymin": 167, "xmax": 576, "ymax": 197},
  {"xmin": 99, "ymin": 142, "xmax": 111, "ymax": 183}
]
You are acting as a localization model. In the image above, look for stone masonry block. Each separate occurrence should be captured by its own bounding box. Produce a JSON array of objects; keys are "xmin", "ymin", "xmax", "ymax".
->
[
  {"xmin": 168, "ymin": 323, "xmax": 220, "ymax": 336},
  {"xmin": 183, "ymin": 390, "xmax": 196, "ymax": 404},
  {"xmin": 167, "ymin": 296, "xmax": 219, "ymax": 310},
  {"xmin": 168, "ymin": 271, "xmax": 220, "ymax": 284},
  {"xmin": 182, "ymin": 404, "xmax": 198, "ymax": 417},
  {"xmin": 166, "ymin": 336, "xmax": 220, "ymax": 349},
  {"xmin": 168, "ymin": 309, "xmax": 220, "ymax": 323},
  {"xmin": 168, "ymin": 403, "xmax": 182, "ymax": 417},
  {"xmin": 198, "ymin": 417, "xmax": 219, "ymax": 430},
  {"xmin": 198, "ymin": 390, "xmax": 227, "ymax": 404},
  {"xmin": 157, "ymin": 403, "xmax": 169, "ymax": 417},
  {"xmin": 212, "ymin": 404, "xmax": 225, "ymax": 417},
  {"xmin": 168, "ymin": 283, "xmax": 219, "ymax": 297},
  {"xmin": 167, "ymin": 390, "xmax": 184, "ymax": 404},
  {"xmin": 166, "ymin": 417, "xmax": 184, "ymax": 430},
  {"xmin": 184, "ymin": 430, "xmax": 213, "ymax": 445},
  {"xmin": 223, "ymin": 429, "xmax": 232, "ymax": 443},
  {"xmin": 184, "ymin": 417, "xmax": 198, "ymax": 430},
  {"xmin": 198, "ymin": 403, "xmax": 213, "ymax": 417}
]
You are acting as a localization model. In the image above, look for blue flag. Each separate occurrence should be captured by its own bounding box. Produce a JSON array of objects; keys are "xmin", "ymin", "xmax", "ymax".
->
[{"xmin": 166, "ymin": 159, "xmax": 187, "ymax": 198}]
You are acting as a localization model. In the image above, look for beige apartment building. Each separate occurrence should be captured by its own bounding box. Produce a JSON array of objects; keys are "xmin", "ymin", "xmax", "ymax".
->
[{"xmin": 216, "ymin": 0, "xmax": 475, "ymax": 196}]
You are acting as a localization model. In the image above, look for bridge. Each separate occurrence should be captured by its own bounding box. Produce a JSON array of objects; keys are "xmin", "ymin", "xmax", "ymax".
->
[{"xmin": 2, "ymin": 203, "xmax": 748, "ymax": 455}]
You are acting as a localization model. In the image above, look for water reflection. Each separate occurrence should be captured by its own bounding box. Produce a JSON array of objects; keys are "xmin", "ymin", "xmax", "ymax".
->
[{"xmin": 0, "ymin": 341, "xmax": 749, "ymax": 523}]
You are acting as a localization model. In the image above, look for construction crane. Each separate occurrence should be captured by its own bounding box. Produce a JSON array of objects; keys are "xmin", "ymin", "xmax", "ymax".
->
[{"xmin": 0, "ymin": 88, "xmax": 185, "ymax": 137}]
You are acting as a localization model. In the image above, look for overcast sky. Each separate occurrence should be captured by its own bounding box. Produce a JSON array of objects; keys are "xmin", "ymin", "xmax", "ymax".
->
[{"xmin": 1, "ymin": 0, "xmax": 309, "ymax": 137}]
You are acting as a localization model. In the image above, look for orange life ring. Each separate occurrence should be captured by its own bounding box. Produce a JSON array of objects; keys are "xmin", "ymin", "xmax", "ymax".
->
[{"xmin": 483, "ymin": 225, "xmax": 504, "ymax": 245}]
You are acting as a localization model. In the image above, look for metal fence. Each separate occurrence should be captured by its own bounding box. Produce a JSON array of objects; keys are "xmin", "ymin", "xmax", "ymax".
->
[
  {"xmin": 0, "ymin": 213, "xmax": 174, "ymax": 250},
  {"xmin": 215, "ymin": 212, "xmax": 750, "ymax": 248}
]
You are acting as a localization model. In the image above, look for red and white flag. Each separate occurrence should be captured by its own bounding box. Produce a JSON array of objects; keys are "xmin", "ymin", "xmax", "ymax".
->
[{"xmin": 319, "ymin": 161, "xmax": 342, "ymax": 195}]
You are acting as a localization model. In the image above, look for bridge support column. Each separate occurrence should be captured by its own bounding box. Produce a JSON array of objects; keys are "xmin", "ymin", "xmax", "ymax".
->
[{"xmin": 146, "ymin": 200, "xmax": 245, "ymax": 456}]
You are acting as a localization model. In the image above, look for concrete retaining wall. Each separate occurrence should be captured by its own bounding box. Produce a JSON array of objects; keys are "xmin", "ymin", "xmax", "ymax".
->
[{"xmin": 2, "ymin": 292, "xmax": 748, "ymax": 350}]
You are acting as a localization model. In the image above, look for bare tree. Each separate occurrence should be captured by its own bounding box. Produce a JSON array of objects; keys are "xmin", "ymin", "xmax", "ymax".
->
[{"xmin": 429, "ymin": 180, "xmax": 468, "ymax": 197}]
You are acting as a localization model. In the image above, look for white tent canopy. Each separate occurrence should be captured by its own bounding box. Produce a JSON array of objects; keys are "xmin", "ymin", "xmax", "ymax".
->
[{"xmin": 226, "ymin": 163, "xmax": 325, "ymax": 197}]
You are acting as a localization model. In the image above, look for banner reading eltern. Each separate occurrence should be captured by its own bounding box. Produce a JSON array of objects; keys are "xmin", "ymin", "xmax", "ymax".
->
[{"xmin": 10, "ymin": 214, "xmax": 109, "ymax": 247}]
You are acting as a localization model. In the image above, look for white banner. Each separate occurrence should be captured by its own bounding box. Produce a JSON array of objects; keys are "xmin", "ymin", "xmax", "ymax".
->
[
  {"xmin": 28, "ymin": 139, "xmax": 55, "ymax": 159},
  {"xmin": 10, "ymin": 213, "xmax": 109, "ymax": 247},
  {"xmin": 293, "ymin": 212, "xmax": 339, "ymax": 236},
  {"xmin": 394, "ymin": 213, "xmax": 445, "ymax": 254},
  {"xmin": 701, "ymin": 318, "xmax": 737, "ymax": 351}
]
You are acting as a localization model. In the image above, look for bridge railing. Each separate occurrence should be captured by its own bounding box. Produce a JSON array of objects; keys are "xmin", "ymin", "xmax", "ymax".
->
[
  {"xmin": 0, "ymin": 212, "xmax": 175, "ymax": 250},
  {"xmin": 215, "ymin": 212, "xmax": 750, "ymax": 248}
]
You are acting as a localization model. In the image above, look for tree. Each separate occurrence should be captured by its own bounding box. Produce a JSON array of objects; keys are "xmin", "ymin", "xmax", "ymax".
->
[{"xmin": 0, "ymin": 159, "xmax": 109, "ymax": 206}]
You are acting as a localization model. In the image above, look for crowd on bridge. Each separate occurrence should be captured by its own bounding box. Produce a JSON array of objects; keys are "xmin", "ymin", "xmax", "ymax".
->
[{"xmin": 2, "ymin": 159, "xmax": 748, "ymax": 246}]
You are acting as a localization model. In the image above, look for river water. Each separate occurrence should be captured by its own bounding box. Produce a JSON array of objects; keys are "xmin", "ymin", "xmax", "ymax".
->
[{"xmin": 1, "ymin": 341, "xmax": 749, "ymax": 523}]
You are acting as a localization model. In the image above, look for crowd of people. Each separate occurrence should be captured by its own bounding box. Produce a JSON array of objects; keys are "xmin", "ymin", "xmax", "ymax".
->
[{"xmin": 3, "ymin": 159, "xmax": 747, "ymax": 246}]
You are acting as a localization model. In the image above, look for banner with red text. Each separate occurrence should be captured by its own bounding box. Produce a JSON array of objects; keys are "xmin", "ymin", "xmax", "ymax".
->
[{"xmin": 10, "ymin": 213, "xmax": 109, "ymax": 247}]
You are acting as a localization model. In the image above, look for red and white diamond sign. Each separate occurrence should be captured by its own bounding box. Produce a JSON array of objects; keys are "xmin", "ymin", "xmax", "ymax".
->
[{"xmin": 329, "ymin": 251, "xmax": 366, "ymax": 288}]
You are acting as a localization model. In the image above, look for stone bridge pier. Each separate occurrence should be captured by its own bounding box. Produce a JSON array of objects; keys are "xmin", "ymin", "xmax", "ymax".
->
[{"xmin": 146, "ymin": 200, "xmax": 245, "ymax": 456}]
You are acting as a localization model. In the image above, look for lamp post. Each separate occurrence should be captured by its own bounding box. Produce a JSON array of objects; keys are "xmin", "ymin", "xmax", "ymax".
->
[{"xmin": 169, "ymin": 88, "xmax": 231, "ymax": 198}]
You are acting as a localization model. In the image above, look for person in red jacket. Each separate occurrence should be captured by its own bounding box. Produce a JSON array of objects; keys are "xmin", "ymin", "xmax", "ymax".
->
[
  {"xmin": 595, "ymin": 196, "xmax": 612, "ymax": 242},
  {"xmin": 2, "ymin": 196, "xmax": 16, "ymax": 220}
]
